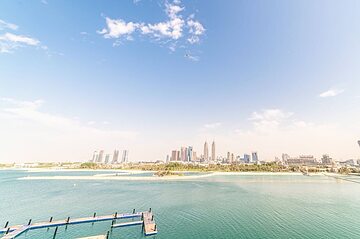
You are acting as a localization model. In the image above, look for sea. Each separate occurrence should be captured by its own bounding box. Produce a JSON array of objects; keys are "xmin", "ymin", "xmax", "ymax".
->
[{"xmin": 1, "ymin": 169, "xmax": 360, "ymax": 239}]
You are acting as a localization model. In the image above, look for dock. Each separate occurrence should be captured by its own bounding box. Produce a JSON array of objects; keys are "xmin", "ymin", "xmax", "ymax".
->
[
  {"xmin": 142, "ymin": 211, "xmax": 157, "ymax": 236},
  {"xmin": 0, "ymin": 210, "xmax": 157, "ymax": 239}
]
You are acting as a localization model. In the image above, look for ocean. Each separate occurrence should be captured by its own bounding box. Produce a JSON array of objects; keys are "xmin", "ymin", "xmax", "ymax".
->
[{"xmin": 1, "ymin": 170, "xmax": 360, "ymax": 239}]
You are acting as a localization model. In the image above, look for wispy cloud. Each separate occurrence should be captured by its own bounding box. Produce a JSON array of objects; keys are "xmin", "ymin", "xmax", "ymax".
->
[
  {"xmin": 0, "ymin": 98, "xmax": 138, "ymax": 139},
  {"xmin": 319, "ymin": 88, "xmax": 344, "ymax": 98},
  {"xmin": 0, "ymin": 19, "xmax": 18, "ymax": 31},
  {"xmin": 98, "ymin": 0, "xmax": 205, "ymax": 53}
]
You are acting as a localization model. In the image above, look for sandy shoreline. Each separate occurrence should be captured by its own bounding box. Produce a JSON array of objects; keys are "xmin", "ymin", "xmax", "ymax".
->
[{"xmin": 17, "ymin": 171, "xmax": 340, "ymax": 181}]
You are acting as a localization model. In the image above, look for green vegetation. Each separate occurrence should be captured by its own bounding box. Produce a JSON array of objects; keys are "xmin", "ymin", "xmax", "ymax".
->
[
  {"xmin": 124, "ymin": 162, "xmax": 291, "ymax": 172},
  {"xmin": 154, "ymin": 170, "xmax": 184, "ymax": 177},
  {"xmin": 80, "ymin": 162, "xmax": 101, "ymax": 169}
]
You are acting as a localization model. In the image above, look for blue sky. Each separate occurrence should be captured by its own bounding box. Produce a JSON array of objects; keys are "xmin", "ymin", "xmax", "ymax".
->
[{"xmin": 0, "ymin": 0, "xmax": 360, "ymax": 162}]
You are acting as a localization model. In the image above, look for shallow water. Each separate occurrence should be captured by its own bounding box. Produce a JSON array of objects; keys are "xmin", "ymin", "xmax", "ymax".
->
[{"xmin": 1, "ymin": 170, "xmax": 360, "ymax": 239}]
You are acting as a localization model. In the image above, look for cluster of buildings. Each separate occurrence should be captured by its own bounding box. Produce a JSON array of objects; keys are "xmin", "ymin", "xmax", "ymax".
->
[
  {"xmin": 89, "ymin": 149, "xmax": 129, "ymax": 164},
  {"xmin": 167, "ymin": 141, "xmax": 259, "ymax": 164},
  {"xmin": 279, "ymin": 153, "xmax": 360, "ymax": 168}
]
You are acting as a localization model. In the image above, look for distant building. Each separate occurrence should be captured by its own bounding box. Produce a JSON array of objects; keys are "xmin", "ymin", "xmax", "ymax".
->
[
  {"xmin": 181, "ymin": 147, "xmax": 187, "ymax": 162},
  {"xmin": 121, "ymin": 150, "xmax": 129, "ymax": 163},
  {"xmin": 192, "ymin": 151, "xmax": 197, "ymax": 161},
  {"xmin": 204, "ymin": 141, "xmax": 209, "ymax": 161},
  {"xmin": 211, "ymin": 141, "xmax": 216, "ymax": 161},
  {"xmin": 171, "ymin": 150, "xmax": 178, "ymax": 161},
  {"xmin": 112, "ymin": 150, "xmax": 119, "ymax": 164},
  {"xmin": 97, "ymin": 150, "xmax": 104, "ymax": 163},
  {"xmin": 188, "ymin": 146, "xmax": 193, "ymax": 162},
  {"xmin": 244, "ymin": 154, "xmax": 250, "ymax": 163},
  {"xmin": 252, "ymin": 152, "xmax": 258, "ymax": 163},
  {"xmin": 286, "ymin": 155, "xmax": 317, "ymax": 166},
  {"xmin": 231, "ymin": 153, "xmax": 235, "ymax": 163},
  {"xmin": 90, "ymin": 151, "xmax": 97, "ymax": 163},
  {"xmin": 166, "ymin": 155, "xmax": 170, "ymax": 163},
  {"xmin": 321, "ymin": 154, "xmax": 333, "ymax": 165},
  {"xmin": 104, "ymin": 154, "xmax": 110, "ymax": 164}
]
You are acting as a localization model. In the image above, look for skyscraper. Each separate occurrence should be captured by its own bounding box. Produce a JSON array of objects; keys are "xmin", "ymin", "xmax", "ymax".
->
[
  {"xmin": 181, "ymin": 147, "xmax": 187, "ymax": 161},
  {"xmin": 358, "ymin": 140, "xmax": 360, "ymax": 147},
  {"xmin": 204, "ymin": 141, "xmax": 209, "ymax": 161},
  {"xmin": 121, "ymin": 150, "xmax": 129, "ymax": 163},
  {"xmin": 97, "ymin": 150, "xmax": 104, "ymax": 163},
  {"xmin": 211, "ymin": 141, "xmax": 216, "ymax": 161},
  {"xmin": 188, "ymin": 146, "xmax": 193, "ymax": 162},
  {"xmin": 251, "ymin": 152, "xmax": 258, "ymax": 163},
  {"xmin": 104, "ymin": 154, "xmax": 110, "ymax": 164},
  {"xmin": 171, "ymin": 150, "xmax": 178, "ymax": 161},
  {"xmin": 91, "ymin": 151, "xmax": 97, "ymax": 163},
  {"xmin": 112, "ymin": 150, "xmax": 119, "ymax": 164}
]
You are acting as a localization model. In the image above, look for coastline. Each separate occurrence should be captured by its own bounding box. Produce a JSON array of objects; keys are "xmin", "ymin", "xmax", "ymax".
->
[{"xmin": 16, "ymin": 170, "xmax": 342, "ymax": 181}]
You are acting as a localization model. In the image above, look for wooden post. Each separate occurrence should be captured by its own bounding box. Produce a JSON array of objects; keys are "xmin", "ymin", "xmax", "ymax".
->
[
  {"xmin": 66, "ymin": 217, "xmax": 70, "ymax": 223},
  {"xmin": 114, "ymin": 212, "xmax": 117, "ymax": 218},
  {"xmin": 155, "ymin": 224, "xmax": 157, "ymax": 231},
  {"xmin": 4, "ymin": 221, "xmax": 9, "ymax": 228},
  {"xmin": 111, "ymin": 219, "xmax": 115, "ymax": 226},
  {"xmin": 28, "ymin": 219, "xmax": 32, "ymax": 226},
  {"xmin": 49, "ymin": 217, "xmax": 53, "ymax": 222},
  {"xmin": 106, "ymin": 231, "xmax": 110, "ymax": 239},
  {"xmin": 149, "ymin": 208, "xmax": 152, "ymax": 212},
  {"xmin": 53, "ymin": 226, "xmax": 58, "ymax": 239},
  {"xmin": 5, "ymin": 227, "xmax": 10, "ymax": 235},
  {"xmin": 93, "ymin": 212, "xmax": 96, "ymax": 218},
  {"xmin": 132, "ymin": 209, "xmax": 135, "ymax": 214},
  {"xmin": 151, "ymin": 215, "xmax": 154, "ymax": 221}
]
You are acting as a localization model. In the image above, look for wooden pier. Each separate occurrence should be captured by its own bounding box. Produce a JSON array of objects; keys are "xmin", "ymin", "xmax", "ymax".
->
[
  {"xmin": 0, "ymin": 210, "xmax": 157, "ymax": 239},
  {"xmin": 142, "ymin": 211, "xmax": 157, "ymax": 236}
]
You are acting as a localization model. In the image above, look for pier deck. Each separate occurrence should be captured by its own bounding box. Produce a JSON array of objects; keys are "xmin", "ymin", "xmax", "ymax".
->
[
  {"xmin": 0, "ymin": 212, "xmax": 143, "ymax": 239},
  {"xmin": 142, "ymin": 212, "xmax": 157, "ymax": 236}
]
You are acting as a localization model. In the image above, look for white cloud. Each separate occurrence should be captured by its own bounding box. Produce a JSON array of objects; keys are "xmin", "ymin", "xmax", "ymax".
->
[
  {"xmin": 98, "ymin": 18, "xmax": 139, "ymax": 39},
  {"xmin": 0, "ymin": 32, "xmax": 41, "ymax": 53},
  {"xmin": 98, "ymin": 0, "xmax": 205, "ymax": 51},
  {"xmin": 204, "ymin": 122, "xmax": 222, "ymax": 129},
  {"xmin": 0, "ymin": 19, "xmax": 18, "ymax": 30},
  {"xmin": 319, "ymin": 88, "xmax": 344, "ymax": 98}
]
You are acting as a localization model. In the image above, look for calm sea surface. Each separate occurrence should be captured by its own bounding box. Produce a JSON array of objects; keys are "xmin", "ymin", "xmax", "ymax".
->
[{"xmin": 1, "ymin": 170, "xmax": 360, "ymax": 239}]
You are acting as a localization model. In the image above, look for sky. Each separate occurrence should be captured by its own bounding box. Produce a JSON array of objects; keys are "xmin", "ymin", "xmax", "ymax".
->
[{"xmin": 0, "ymin": 0, "xmax": 360, "ymax": 163}]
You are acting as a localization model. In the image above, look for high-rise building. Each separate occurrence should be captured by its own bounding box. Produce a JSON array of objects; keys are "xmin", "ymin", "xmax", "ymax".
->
[
  {"xmin": 171, "ymin": 150, "xmax": 178, "ymax": 161},
  {"xmin": 211, "ymin": 141, "xmax": 216, "ymax": 161},
  {"xmin": 251, "ymin": 152, "xmax": 258, "ymax": 163},
  {"xmin": 187, "ymin": 146, "xmax": 193, "ymax": 162},
  {"xmin": 192, "ymin": 151, "xmax": 197, "ymax": 161},
  {"xmin": 121, "ymin": 150, "xmax": 129, "ymax": 163},
  {"xmin": 231, "ymin": 153, "xmax": 234, "ymax": 163},
  {"xmin": 204, "ymin": 141, "xmax": 209, "ymax": 161},
  {"xmin": 181, "ymin": 147, "xmax": 187, "ymax": 161},
  {"xmin": 91, "ymin": 151, "xmax": 97, "ymax": 163},
  {"xmin": 97, "ymin": 150, "xmax": 104, "ymax": 163},
  {"xmin": 227, "ymin": 152, "xmax": 230, "ymax": 163},
  {"xmin": 358, "ymin": 140, "xmax": 360, "ymax": 147},
  {"xmin": 104, "ymin": 154, "xmax": 110, "ymax": 164},
  {"xmin": 244, "ymin": 154, "xmax": 250, "ymax": 163},
  {"xmin": 112, "ymin": 150, "xmax": 119, "ymax": 164}
]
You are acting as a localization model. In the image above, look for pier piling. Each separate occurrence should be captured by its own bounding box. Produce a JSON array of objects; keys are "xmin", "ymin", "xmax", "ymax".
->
[
  {"xmin": 93, "ymin": 213, "xmax": 96, "ymax": 218},
  {"xmin": 52, "ymin": 226, "xmax": 58, "ymax": 239},
  {"xmin": 4, "ymin": 222, "xmax": 8, "ymax": 229},
  {"xmin": 27, "ymin": 219, "xmax": 32, "ymax": 226},
  {"xmin": 49, "ymin": 217, "xmax": 53, "ymax": 222}
]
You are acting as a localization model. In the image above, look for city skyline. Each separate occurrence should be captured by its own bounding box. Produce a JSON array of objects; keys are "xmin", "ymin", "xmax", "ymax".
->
[{"xmin": 1, "ymin": 0, "xmax": 360, "ymax": 163}]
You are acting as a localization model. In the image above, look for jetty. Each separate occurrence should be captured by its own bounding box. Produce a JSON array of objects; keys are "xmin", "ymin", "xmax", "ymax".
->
[{"xmin": 0, "ymin": 210, "xmax": 157, "ymax": 239}]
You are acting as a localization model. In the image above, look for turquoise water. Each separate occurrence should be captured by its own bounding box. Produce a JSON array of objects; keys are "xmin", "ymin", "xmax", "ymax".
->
[{"xmin": 1, "ymin": 170, "xmax": 360, "ymax": 239}]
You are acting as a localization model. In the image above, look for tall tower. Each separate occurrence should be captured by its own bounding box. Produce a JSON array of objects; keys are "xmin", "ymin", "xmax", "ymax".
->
[
  {"xmin": 204, "ymin": 141, "xmax": 209, "ymax": 161},
  {"xmin": 112, "ymin": 150, "xmax": 119, "ymax": 164},
  {"xmin": 211, "ymin": 141, "xmax": 216, "ymax": 161},
  {"xmin": 358, "ymin": 140, "xmax": 360, "ymax": 148}
]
